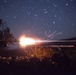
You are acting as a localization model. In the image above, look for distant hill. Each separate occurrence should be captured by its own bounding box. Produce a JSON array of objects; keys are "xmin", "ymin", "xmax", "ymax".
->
[
  {"xmin": 67, "ymin": 37, "xmax": 76, "ymax": 40},
  {"xmin": 61, "ymin": 37, "xmax": 76, "ymax": 40}
]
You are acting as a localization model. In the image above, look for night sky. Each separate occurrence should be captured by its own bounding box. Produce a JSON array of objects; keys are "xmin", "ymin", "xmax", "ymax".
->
[{"xmin": 0, "ymin": 0, "xmax": 76, "ymax": 40}]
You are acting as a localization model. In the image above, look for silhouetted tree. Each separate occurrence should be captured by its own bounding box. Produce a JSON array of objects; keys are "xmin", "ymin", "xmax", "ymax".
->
[{"xmin": 0, "ymin": 19, "xmax": 15, "ymax": 47}]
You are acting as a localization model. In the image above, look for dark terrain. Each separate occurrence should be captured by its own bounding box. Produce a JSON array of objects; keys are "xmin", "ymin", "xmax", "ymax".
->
[
  {"xmin": 0, "ymin": 38, "xmax": 76, "ymax": 75},
  {"xmin": 0, "ymin": 47, "xmax": 76, "ymax": 75}
]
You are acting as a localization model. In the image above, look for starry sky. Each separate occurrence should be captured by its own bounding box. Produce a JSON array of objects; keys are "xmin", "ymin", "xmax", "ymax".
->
[{"xmin": 0, "ymin": 0, "xmax": 76, "ymax": 40}]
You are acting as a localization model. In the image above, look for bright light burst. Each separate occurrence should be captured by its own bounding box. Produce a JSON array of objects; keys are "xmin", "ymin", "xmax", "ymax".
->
[
  {"xmin": 19, "ymin": 36, "xmax": 36, "ymax": 47},
  {"xmin": 19, "ymin": 35, "xmax": 55, "ymax": 47}
]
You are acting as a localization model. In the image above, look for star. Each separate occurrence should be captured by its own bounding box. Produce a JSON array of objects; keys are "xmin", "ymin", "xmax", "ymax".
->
[
  {"xmin": 13, "ymin": 16, "xmax": 16, "ymax": 19},
  {"xmin": 59, "ymin": 18, "xmax": 62, "ymax": 20},
  {"xmin": 28, "ymin": 11, "xmax": 31, "ymax": 15},
  {"xmin": 53, "ymin": 21, "xmax": 56, "ymax": 24},
  {"xmin": 66, "ymin": 3, "xmax": 68, "ymax": 6},
  {"xmin": 44, "ymin": 9, "xmax": 48, "ymax": 14},
  {"xmin": 4, "ymin": 0, "xmax": 7, "ymax": 3},
  {"xmin": 54, "ymin": 15, "xmax": 57, "ymax": 17},
  {"xmin": 53, "ymin": 3, "xmax": 57, "ymax": 7}
]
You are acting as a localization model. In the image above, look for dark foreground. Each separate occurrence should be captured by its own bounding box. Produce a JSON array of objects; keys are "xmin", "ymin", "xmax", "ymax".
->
[{"xmin": 0, "ymin": 46, "xmax": 76, "ymax": 75}]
